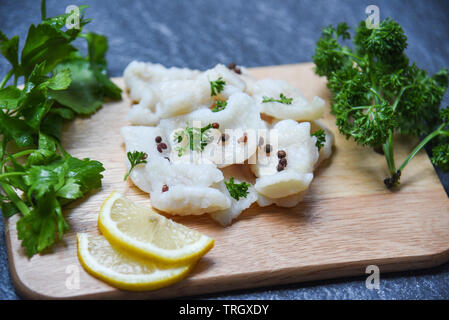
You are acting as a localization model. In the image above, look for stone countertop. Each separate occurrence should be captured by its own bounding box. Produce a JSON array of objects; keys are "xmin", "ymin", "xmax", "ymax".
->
[{"xmin": 0, "ymin": 0, "xmax": 448, "ymax": 300}]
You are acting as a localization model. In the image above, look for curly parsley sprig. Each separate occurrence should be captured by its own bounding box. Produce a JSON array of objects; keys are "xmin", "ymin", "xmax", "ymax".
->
[
  {"xmin": 262, "ymin": 93, "xmax": 293, "ymax": 105},
  {"xmin": 210, "ymin": 77, "xmax": 225, "ymax": 96},
  {"xmin": 313, "ymin": 18, "xmax": 449, "ymax": 188},
  {"xmin": 225, "ymin": 177, "xmax": 250, "ymax": 201},
  {"xmin": 211, "ymin": 99, "xmax": 227, "ymax": 112},
  {"xmin": 124, "ymin": 151, "xmax": 148, "ymax": 181},
  {"xmin": 311, "ymin": 130, "xmax": 326, "ymax": 151}
]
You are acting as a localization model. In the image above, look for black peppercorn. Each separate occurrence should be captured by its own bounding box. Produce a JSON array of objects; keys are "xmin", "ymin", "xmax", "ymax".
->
[
  {"xmin": 221, "ymin": 133, "xmax": 229, "ymax": 142},
  {"xmin": 277, "ymin": 150, "xmax": 286, "ymax": 158},
  {"xmin": 265, "ymin": 144, "xmax": 272, "ymax": 154},
  {"xmin": 279, "ymin": 158, "xmax": 287, "ymax": 167}
]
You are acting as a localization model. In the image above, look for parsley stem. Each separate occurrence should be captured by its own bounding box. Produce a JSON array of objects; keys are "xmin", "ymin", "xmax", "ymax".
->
[
  {"xmin": 332, "ymin": 50, "xmax": 364, "ymax": 62},
  {"xmin": 0, "ymin": 182, "xmax": 30, "ymax": 216},
  {"xmin": 350, "ymin": 105, "xmax": 372, "ymax": 110},
  {"xmin": 0, "ymin": 69, "xmax": 14, "ymax": 89},
  {"xmin": 0, "ymin": 149, "xmax": 35, "ymax": 167},
  {"xmin": 0, "ymin": 172, "xmax": 26, "ymax": 180},
  {"xmin": 382, "ymin": 130, "xmax": 396, "ymax": 175},
  {"xmin": 398, "ymin": 123, "xmax": 446, "ymax": 172},
  {"xmin": 40, "ymin": 0, "xmax": 46, "ymax": 20},
  {"xmin": 388, "ymin": 130, "xmax": 396, "ymax": 173},
  {"xmin": 55, "ymin": 140, "xmax": 70, "ymax": 157},
  {"xmin": 123, "ymin": 171, "xmax": 131, "ymax": 182},
  {"xmin": 369, "ymin": 87, "xmax": 383, "ymax": 103},
  {"xmin": 367, "ymin": 54, "xmax": 380, "ymax": 102},
  {"xmin": 391, "ymin": 85, "xmax": 412, "ymax": 112}
]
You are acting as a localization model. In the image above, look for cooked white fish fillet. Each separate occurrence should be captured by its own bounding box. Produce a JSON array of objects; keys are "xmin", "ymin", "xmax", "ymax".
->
[
  {"xmin": 146, "ymin": 157, "xmax": 230, "ymax": 215},
  {"xmin": 121, "ymin": 126, "xmax": 168, "ymax": 193},
  {"xmin": 256, "ymin": 191, "xmax": 307, "ymax": 208},
  {"xmin": 124, "ymin": 63, "xmax": 246, "ymax": 126},
  {"xmin": 209, "ymin": 165, "xmax": 258, "ymax": 226},
  {"xmin": 311, "ymin": 120, "xmax": 334, "ymax": 167},
  {"xmin": 121, "ymin": 126, "xmax": 230, "ymax": 215},
  {"xmin": 157, "ymin": 80, "xmax": 212, "ymax": 117},
  {"xmin": 124, "ymin": 61, "xmax": 206, "ymax": 126},
  {"xmin": 124, "ymin": 62, "xmax": 202, "ymax": 125},
  {"xmin": 126, "ymin": 91, "xmax": 160, "ymax": 125},
  {"xmin": 121, "ymin": 62, "xmax": 332, "ymax": 222},
  {"xmin": 199, "ymin": 64, "xmax": 247, "ymax": 99},
  {"xmin": 210, "ymin": 180, "xmax": 258, "ymax": 226},
  {"xmin": 150, "ymin": 185, "xmax": 231, "ymax": 215},
  {"xmin": 237, "ymin": 66, "xmax": 258, "ymax": 96},
  {"xmin": 251, "ymin": 120, "xmax": 318, "ymax": 177},
  {"xmin": 254, "ymin": 171, "xmax": 313, "ymax": 198},
  {"xmin": 121, "ymin": 126, "xmax": 168, "ymax": 159},
  {"xmin": 124, "ymin": 61, "xmax": 200, "ymax": 89},
  {"xmin": 252, "ymin": 120, "xmax": 334, "ymax": 208},
  {"xmin": 124, "ymin": 61, "xmax": 200, "ymax": 84},
  {"xmin": 159, "ymin": 92, "xmax": 261, "ymax": 167},
  {"xmin": 251, "ymin": 120, "xmax": 318, "ymax": 199},
  {"xmin": 159, "ymin": 92, "xmax": 260, "ymax": 136},
  {"xmin": 251, "ymin": 79, "xmax": 325, "ymax": 121},
  {"xmin": 146, "ymin": 157, "xmax": 223, "ymax": 188},
  {"xmin": 126, "ymin": 79, "xmax": 213, "ymax": 126}
]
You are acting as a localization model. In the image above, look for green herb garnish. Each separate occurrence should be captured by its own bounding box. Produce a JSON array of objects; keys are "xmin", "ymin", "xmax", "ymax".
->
[
  {"xmin": 313, "ymin": 18, "xmax": 449, "ymax": 188},
  {"xmin": 0, "ymin": 1, "xmax": 120, "ymax": 256},
  {"xmin": 124, "ymin": 151, "xmax": 148, "ymax": 181},
  {"xmin": 1, "ymin": 133, "xmax": 105, "ymax": 257},
  {"xmin": 174, "ymin": 123, "xmax": 213, "ymax": 156},
  {"xmin": 225, "ymin": 178, "xmax": 250, "ymax": 201},
  {"xmin": 211, "ymin": 99, "xmax": 227, "ymax": 112},
  {"xmin": 262, "ymin": 93, "xmax": 293, "ymax": 105},
  {"xmin": 210, "ymin": 77, "xmax": 225, "ymax": 96},
  {"xmin": 311, "ymin": 130, "xmax": 326, "ymax": 151}
]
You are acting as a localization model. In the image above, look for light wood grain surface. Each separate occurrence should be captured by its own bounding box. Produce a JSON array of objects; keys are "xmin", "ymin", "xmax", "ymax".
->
[{"xmin": 5, "ymin": 63, "xmax": 449, "ymax": 299}]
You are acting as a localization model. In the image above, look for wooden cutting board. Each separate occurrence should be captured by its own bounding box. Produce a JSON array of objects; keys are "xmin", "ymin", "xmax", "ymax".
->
[{"xmin": 5, "ymin": 62, "xmax": 449, "ymax": 299}]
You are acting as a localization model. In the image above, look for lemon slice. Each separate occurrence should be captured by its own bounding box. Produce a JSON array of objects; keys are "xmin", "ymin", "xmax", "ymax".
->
[
  {"xmin": 98, "ymin": 191, "xmax": 214, "ymax": 265},
  {"xmin": 77, "ymin": 233, "xmax": 193, "ymax": 291}
]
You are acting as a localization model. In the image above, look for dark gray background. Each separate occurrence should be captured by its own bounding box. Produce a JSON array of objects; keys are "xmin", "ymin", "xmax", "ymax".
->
[{"xmin": 1, "ymin": 0, "xmax": 448, "ymax": 300}]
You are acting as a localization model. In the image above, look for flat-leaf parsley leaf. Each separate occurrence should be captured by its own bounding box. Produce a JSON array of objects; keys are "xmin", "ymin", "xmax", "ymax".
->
[{"xmin": 0, "ymin": 0, "xmax": 119, "ymax": 256}]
